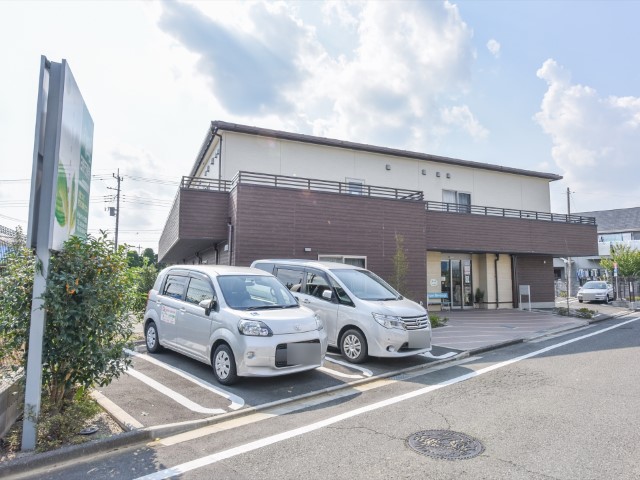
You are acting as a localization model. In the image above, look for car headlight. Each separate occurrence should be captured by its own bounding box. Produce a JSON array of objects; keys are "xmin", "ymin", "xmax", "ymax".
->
[
  {"xmin": 314, "ymin": 313, "xmax": 324, "ymax": 331},
  {"xmin": 238, "ymin": 319, "xmax": 273, "ymax": 337},
  {"xmin": 372, "ymin": 313, "xmax": 405, "ymax": 330}
]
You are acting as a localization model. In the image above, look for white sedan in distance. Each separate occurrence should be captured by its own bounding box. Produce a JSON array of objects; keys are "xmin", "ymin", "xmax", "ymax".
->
[{"xmin": 577, "ymin": 281, "xmax": 614, "ymax": 304}]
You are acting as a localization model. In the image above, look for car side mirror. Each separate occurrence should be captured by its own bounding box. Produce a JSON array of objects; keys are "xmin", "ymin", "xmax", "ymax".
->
[
  {"xmin": 199, "ymin": 298, "xmax": 218, "ymax": 315},
  {"xmin": 322, "ymin": 289, "xmax": 333, "ymax": 301}
]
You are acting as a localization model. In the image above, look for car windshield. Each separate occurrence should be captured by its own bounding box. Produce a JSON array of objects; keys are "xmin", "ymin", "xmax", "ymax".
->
[
  {"xmin": 583, "ymin": 281, "xmax": 607, "ymax": 289},
  {"xmin": 218, "ymin": 275, "xmax": 298, "ymax": 310},
  {"xmin": 331, "ymin": 269, "xmax": 401, "ymax": 301}
]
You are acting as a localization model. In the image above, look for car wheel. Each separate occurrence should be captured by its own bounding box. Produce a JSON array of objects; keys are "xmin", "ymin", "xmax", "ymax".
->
[
  {"xmin": 578, "ymin": 299, "xmax": 583, "ymax": 303},
  {"xmin": 603, "ymin": 295, "xmax": 609, "ymax": 304},
  {"xmin": 212, "ymin": 344, "xmax": 238, "ymax": 385},
  {"xmin": 340, "ymin": 329, "xmax": 368, "ymax": 364},
  {"xmin": 145, "ymin": 321, "xmax": 162, "ymax": 353}
]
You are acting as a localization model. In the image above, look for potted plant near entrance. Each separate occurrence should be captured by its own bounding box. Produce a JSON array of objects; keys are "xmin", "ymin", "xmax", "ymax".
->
[{"xmin": 474, "ymin": 288, "xmax": 484, "ymax": 308}]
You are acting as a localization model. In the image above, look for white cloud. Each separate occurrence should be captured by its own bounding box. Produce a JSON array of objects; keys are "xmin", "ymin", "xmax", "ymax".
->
[
  {"xmin": 158, "ymin": 0, "xmax": 485, "ymax": 150},
  {"xmin": 441, "ymin": 105, "xmax": 489, "ymax": 140},
  {"xmin": 486, "ymin": 38, "xmax": 500, "ymax": 58},
  {"xmin": 535, "ymin": 58, "xmax": 640, "ymax": 211}
]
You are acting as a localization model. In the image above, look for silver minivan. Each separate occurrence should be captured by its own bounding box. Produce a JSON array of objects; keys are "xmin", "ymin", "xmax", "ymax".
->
[
  {"xmin": 144, "ymin": 265, "xmax": 327, "ymax": 385},
  {"xmin": 251, "ymin": 260, "xmax": 431, "ymax": 363}
]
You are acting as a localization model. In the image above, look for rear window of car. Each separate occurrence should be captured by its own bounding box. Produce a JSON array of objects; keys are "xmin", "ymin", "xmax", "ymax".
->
[{"xmin": 162, "ymin": 274, "xmax": 187, "ymax": 300}]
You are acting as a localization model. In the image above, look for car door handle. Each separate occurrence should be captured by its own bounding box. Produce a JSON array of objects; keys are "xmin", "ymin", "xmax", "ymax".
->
[{"xmin": 302, "ymin": 298, "xmax": 310, "ymax": 304}]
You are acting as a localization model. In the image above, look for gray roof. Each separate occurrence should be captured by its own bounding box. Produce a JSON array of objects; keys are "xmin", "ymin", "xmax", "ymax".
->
[
  {"xmin": 189, "ymin": 121, "xmax": 563, "ymax": 181},
  {"xmin": 574, "ymin": 207, "xmax": 640, "ymax": 233}
]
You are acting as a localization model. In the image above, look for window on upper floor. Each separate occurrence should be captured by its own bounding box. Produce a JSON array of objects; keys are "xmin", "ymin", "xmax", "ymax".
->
[
  {"xmin": 442, "ymin": 190, "xmax": 471, "ymax": 213},
  {"xmin": 346, "ymin": 178, "xmax": 364, "ymax": 195}
]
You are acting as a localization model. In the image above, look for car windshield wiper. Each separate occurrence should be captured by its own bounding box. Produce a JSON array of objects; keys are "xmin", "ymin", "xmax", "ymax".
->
[{"xmin": 244, "ymin": 305, "xmax": 295, "ymax": 310}]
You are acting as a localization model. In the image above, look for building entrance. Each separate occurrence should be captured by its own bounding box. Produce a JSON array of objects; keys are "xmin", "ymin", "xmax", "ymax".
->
[{"xmin": 441, "ymin": 258, "xmax": 473, "ymax": 309}]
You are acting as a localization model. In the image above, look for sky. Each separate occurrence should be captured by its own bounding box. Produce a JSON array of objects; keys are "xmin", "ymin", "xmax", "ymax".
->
[{"xmin": 1, "ymin": 0, "xmax": 639, "ymax": 252}]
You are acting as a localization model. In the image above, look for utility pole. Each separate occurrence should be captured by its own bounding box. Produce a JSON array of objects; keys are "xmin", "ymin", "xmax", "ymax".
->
[
  {"xmin": 567, "ymin": 187, "xmax": 571, "ymax": 309},
  {"xmin": 108, "ymin": 169, "xmax": 123, "ymax": 251}
]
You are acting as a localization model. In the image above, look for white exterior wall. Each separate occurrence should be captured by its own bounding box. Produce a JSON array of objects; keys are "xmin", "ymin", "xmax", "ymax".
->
[{"xmin": 219, "ymin": 132, "xmax": 553, "ymax": 212}]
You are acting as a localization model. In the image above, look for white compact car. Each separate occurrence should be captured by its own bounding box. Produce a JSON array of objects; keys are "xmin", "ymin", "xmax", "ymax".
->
[
  {"xmin": 144, "ymin": 265, "xmax": 327, "ymax": 385},
  {"xmin": 251, "ymin": 260, "xmax": 431, "ymax": 363},
  {"xmin": 577, "ymin": 281, "xmax": 614, "ymax": 304}
]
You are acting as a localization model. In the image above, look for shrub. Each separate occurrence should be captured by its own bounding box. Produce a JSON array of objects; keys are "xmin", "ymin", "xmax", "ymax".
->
[
  {"xmin": 0, "ymin": 227, "xmax": 35, "ymax": 377},
  {"xmin": 42, "ymin": 233, "xmax": 137, "ymax": 411},
  {"xmin": 129, "ymin": 258, "xmax": 158, "ymax": 319},
  {"xmin": 429, "ymin": 313, "xmax": 448, "ymax": 328},
  {"xmin": 575, "ymin": 307, "xmax": 595, "ymax": 319}
]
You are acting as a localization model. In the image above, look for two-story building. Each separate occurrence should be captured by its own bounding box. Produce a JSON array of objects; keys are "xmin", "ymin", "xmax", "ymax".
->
[{"xmin": 158, "ymin": 121, "xmax": 597, "ymax": 310}]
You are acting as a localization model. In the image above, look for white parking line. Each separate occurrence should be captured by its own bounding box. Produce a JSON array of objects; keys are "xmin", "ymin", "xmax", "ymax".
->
[
  {"xmin": 134, "ymin": 316, "xmax": 639, "ymax": 480},
  {"xmin": 125, "ymin": 349, "xmax": 244, "ymax": 410},
  {"xmin": 420, "ymin": 351, "xmax": 458, "ymax": 360},
  {"xmin": 126, "ymin": 369, "xmax": 226, "ymax": 415},
  {"xmin": 317, "ymin": 366, "xmax": 364, "ymax": 379},
  {"xmin": 324, "ymin": 355, "xmax": 373, "ymax": 377}
]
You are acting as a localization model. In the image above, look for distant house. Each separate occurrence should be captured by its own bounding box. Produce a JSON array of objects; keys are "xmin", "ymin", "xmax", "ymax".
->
[
  {"xmin": 0, "ymin": 225, "xmax": 17, "ymax": 263},
  {"xmin": 555, "ymin": 207, "xmax": 640, "ymax": 293},
  {"xmin": 159, "ymin": 121, "xmax": 597, "ymax": 310}
]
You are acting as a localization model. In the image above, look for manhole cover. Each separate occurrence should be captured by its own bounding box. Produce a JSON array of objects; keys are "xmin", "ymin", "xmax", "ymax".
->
[{"xmin": 406, "ymin": 430, "xmax": 484, "ymax": 460}]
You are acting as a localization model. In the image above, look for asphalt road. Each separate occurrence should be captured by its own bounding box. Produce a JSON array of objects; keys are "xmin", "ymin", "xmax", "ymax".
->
[{"xmin": 17, "ymin": 313, "xmax": 640, "ymax": 480}]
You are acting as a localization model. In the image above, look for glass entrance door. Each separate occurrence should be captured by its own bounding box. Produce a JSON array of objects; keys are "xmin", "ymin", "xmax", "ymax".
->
[
  {"xmin": 441, "ymin": 258, "xmax": 473, "ymax": 309},
  {"xmin": 451, "ymin": 260, "xmax": 462, "ymax": 308}
]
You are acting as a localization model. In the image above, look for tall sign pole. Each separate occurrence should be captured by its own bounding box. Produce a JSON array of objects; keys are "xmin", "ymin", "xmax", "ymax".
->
[{"xmin": 23, "ymin": 56, "xmax": 93, "ymax": 450}]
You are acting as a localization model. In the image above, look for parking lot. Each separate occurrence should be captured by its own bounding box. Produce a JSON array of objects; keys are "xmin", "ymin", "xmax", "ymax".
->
[
  {"xmin": 98, "ymin": 343, "xmax": 461, "ymax": 429},
  {"xmin": 94, "ymin": 304, "xmax": 630, "ymax": 431}
]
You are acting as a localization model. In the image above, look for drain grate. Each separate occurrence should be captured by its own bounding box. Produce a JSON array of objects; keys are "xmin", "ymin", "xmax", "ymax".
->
[{"xmin": 406, "ymin": 430, "xmax": 484, "ymax": 460}]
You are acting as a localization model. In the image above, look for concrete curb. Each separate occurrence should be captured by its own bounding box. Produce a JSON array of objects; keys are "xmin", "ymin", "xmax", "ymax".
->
[{"xmin": 1, "ymin": 309, "xmax": 634, "ymax": 477}]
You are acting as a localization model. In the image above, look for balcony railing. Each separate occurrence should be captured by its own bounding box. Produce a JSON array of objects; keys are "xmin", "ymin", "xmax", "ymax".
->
[
  {"xmin": 425, "ymin": 201, "xmax": 596, "ymax": 225},
  {"xmin": 181, "ymin": 171, "xmax": 424, "ymax": 201},
  {"xmin": 178, "ymin": 173, "xmax": 596, "ymax": 225},
  {"xmin": 180, "ymin": 176, "xmax": 234, "ymax": 191}
]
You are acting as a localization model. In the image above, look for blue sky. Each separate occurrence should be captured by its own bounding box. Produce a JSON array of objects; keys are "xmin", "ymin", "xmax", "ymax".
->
[{"xmin": 1, "ymin": 1, "xmax": 639, "ymax": 251}]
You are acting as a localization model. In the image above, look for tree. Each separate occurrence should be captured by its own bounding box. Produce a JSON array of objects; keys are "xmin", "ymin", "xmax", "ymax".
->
[
  {"xmin": 391, "ymin": 233, "xmax": 409, "ymax": 297},
  {"xmin": 42, "ymin": 234, "xmax": 137, "ymax": 410},
  {"xmin": 126, "ymin": 249, "xmax": 142, "ymax": 267},
  {"xmin": 0, "ymin": 227, "xmax": 35, "ymax": 373},
  {"xmin": 142, "ymin": 247, "xmax": 157, "ymax": 265},
  {"xmin": 0, "ymin": 232, "xmax": 137, "ymax": 413},
  {"xmin": 600, "ymin": 244, "xmax": 640, "ymax": 278}
]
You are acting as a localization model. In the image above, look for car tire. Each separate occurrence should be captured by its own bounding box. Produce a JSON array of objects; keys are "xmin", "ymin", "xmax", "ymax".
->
[
  {"xmin": 603, "ymin": 295, "xmax": 609, "ymax": 304},
  {"xmin": 578, "ymin": 299, "xmax": 583, "ymax": 303},
  {"xmin": 340, "ymin": 328, "xmax": 368, "ymax": 364},
  {"xmin": 145, "ymin": 321, "xmax": 163, "ymax": 353},
  {"xmin": 212, "ymin": 344, "xmax": 238, "ymax": 385}
]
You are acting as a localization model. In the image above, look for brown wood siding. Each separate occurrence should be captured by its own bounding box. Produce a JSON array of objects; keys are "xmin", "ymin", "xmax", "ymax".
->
[
  {"xmin": 233, "ymin": 185, "xmax": 428, "ymax": 300},
  {"xmin": 179, "ymin": 189, "xmax": 229, "ymax": 239},
  {"xmin": 514, "ymin": 255, "xmax": 555, "ymax": 303},
  {"xmin": 158, "ymin": 193, "xmax": 180, "ymax": 260},
  {"xmin": 158, "ymin": 189, "xmax": 230, "ymax": 263},
  {"xmin": 425, "ymin": 211, "xmax": 597, "ymax": 256}
]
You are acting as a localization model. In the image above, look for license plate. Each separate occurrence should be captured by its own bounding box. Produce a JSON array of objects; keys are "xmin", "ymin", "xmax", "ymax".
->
[
  {"xmin": 276, "ymin": 343, "xmax": 321, "ymax": 366},
  {"xmin": 408, "ymin": 329, "xmax": 430, "ymax": 349}
]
